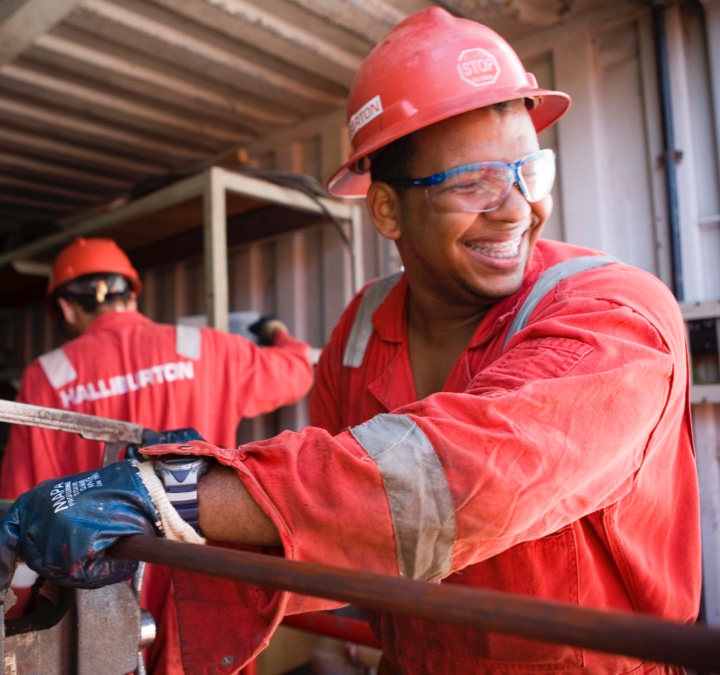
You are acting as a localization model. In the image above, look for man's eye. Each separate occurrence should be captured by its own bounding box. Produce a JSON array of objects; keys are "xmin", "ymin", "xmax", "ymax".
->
[{"xmin": 444, "ymin": 180, "xmax": 485, "ymax": 193}]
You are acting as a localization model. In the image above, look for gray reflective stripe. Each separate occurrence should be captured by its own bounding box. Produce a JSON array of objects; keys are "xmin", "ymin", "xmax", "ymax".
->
[
  {"xmin": 343, "ymin": 271, "xmax": 403, "ymax": 368},
  {"xmin": 176, "ymin": 324, "xmax": 201, "ymax": 360},
  {"xmin": 38, "ymin": 348, "xmax": 77, "ymax": 389},
  {"xmin": 503, "ymin": 255, "xmax": 621, "ymax": 351},
  {"xmin": 350, "ymin": 413, "xmax": 456, "ymax": 580}
]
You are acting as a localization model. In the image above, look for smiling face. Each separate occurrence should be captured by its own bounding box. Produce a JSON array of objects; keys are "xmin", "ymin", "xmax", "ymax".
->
[{"xmin": 368, "ymin": 103, "xmax": 552, "ymax": 312}]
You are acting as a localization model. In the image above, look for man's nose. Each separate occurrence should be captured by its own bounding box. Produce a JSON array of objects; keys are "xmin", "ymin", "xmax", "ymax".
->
[{"xmin": 485, "ymin": 182, "xmax": 532, "ymax": 221}]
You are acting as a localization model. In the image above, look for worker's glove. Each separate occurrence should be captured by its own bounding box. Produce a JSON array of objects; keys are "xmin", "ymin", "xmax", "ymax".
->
[
  {"xmin": 248, "ymin": 315, "xmax": 289, "ymax": 345},
  {"xmin": 0, "ymin": 460, "xmax": 162, "ymax": 596}
]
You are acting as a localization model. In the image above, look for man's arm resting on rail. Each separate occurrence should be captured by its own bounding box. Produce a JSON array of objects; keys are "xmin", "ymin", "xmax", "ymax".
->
[
  {"xmin": 198, "ymin": 463, "xmax": 281, "ymax": 547},
  {"xmin": 0, "ymin": 459, "xmax": 281, "ymax": 597}
]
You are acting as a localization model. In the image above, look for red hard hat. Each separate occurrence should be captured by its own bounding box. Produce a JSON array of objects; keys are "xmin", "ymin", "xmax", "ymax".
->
[
  {"xmin": 48, "ymin": 237, "xmax": 141, "ymax": 296},
  {"xmin": 327, "ymin": 7, "xmax": 571, "ymax": 198}
]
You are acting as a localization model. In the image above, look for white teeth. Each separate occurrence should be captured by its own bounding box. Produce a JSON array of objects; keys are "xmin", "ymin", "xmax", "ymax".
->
[{"xmin": 466, "ymin": 237, "xmax": 521, "ymax": 258}]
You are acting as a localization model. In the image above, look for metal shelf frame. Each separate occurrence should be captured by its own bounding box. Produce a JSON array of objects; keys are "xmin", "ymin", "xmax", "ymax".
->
[{"xmin": 0, "ymin": 166, "xmax": 363, "ymax": 332}]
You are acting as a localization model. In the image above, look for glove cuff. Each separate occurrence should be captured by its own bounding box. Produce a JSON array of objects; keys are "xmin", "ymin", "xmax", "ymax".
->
[{"xmin": 135, "ymin": 461, "xmax": 206, "ymax": 545}]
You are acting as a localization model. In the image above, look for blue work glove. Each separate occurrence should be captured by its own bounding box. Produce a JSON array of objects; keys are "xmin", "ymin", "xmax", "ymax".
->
[
  {"xmin": 0, "ymin": 460, "xmax": 161, "ymax": 596},
  {"xmin": 248, "ymin": 316, "xmax": 288, "ymax": 346}
]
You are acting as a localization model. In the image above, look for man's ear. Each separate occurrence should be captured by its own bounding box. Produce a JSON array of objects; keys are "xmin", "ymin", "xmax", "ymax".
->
[
  {"xmin": 57, "ymin": 297, "xmax": 78, "ymax": 326},
  {"xmin": 366, "ymin": 182, "xmax": 403, "ymax": 241},
  {"xmin": 126, "ymin": 292, "xmax": 138, "ymax": 312}
]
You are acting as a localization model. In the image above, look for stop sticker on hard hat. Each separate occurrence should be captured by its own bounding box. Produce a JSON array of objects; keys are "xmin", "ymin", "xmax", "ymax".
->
[{"xmin": 456, "ymin": 48, "xmax": 500, "ymax": 87}]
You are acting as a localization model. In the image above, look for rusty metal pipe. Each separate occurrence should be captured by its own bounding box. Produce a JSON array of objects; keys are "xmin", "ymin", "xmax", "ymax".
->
[{"xmin": 110, "ymin": 536, "xmax": 720, "ymax": 671}]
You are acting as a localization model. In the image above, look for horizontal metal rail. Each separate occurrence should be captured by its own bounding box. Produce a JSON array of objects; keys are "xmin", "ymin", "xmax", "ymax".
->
[
  {"xmin": 110, "ymin": 536, "xmax": 720, "ymax": 671},
  {"xmin": 0, "ymin": 399, "xmax": 144, "ymax": 445}
]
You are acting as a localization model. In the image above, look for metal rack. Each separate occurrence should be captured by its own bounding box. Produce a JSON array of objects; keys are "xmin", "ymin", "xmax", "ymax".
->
[{"xmin": 0, "ymin": 166, "xmax": 363, "ymax": 333}]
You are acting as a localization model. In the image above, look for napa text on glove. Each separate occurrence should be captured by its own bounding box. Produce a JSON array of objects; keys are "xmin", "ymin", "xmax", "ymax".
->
[{"xmin": 0, "ymin": 460, "xmax": 163, "ymax": 596}]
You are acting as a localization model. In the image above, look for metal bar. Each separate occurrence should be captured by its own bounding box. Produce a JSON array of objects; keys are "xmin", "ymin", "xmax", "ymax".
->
[
  {"xmin": 221, "ymin": 169, "xmax": 356, "ymax": 221},
  {"xmin": 0, "ymin": 399, "xmax": 144, "ymax": 445},
  {"xmin": 204, "ymin": 167, "xmax": 229, "ymax": 332},
  {"xmin": 111, "ymin": 536, "xmax": 720, "ymax": 671}
]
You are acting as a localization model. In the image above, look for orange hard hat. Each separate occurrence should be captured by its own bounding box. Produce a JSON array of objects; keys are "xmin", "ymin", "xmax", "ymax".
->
[
  {"xmin": 48, "ymin": 237, "xmax": 141, "ymax": 296},
  {"xmin": 327, "ymin": 7, "xmax": 571, "ymax": 198}
]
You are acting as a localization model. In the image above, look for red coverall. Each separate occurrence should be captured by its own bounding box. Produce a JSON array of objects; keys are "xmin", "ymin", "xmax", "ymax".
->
[
  {"xmin": 0, "ymin": 309, "xmax": 314, "ymax": 675},
  {"xmin": 147, "ymin": 239, "xmax": 700, "ymax": 674}
]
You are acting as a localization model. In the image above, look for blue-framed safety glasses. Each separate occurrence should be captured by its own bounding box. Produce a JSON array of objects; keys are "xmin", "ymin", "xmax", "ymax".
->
[{"xmin": 391, "ymin": 149, "xmax": 556, "ymax": 214}]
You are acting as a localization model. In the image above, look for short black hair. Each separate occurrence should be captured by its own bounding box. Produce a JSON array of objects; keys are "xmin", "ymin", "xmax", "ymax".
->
[
  {"xmin": 369, "ymin": 132, "xmax": 419, "ymax": 187},
  {"xmin": 54, "ymin": 273, "xmax": 133, "ymax": 314}
]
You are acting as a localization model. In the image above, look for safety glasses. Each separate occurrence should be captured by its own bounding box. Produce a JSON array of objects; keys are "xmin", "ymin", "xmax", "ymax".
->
[{"xmin": 391, "ymin": 149, "xmax": 556, "ymax": 214}]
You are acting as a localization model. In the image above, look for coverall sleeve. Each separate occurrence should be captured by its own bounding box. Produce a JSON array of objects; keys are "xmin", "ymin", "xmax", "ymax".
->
[
  {"xmin": 210, "ymin": 329, "xmax": 314, "ymax": 420},
  {"xmin": 222, "ymin": 267, "xmax": 687, "ymax": 579}
]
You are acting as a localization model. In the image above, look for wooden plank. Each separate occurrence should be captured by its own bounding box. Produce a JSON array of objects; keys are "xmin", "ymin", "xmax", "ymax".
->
[
  {"xmin": 0, "ymin": 175, "xmax": 103, "ymax": 202},
  {"xmin": 0, "ymin": 96, "xmax": 207, "ymax": 162},
  {"xmin": 81, "ymin": 0, "xmax": 345, "ymax": 107},
  {"xmin": 34, "ymin": 31, "xmax": 297, "ymax": 129},
  {"xmin": 0, "ymin": 0, "xmax": 83, "ymax": 66},
  {"xmin": 0, "ymin": 63, "xmax": 252, "ymax": 144},
  {"xmin": 0, "ymin": 127, "xmax": 164, "ymax": 175},
  {"xmin": 0, "ymin": 193, "xmax": 76, "ymax": 212},
  {"xmin": 0, "ymin": 151, "xmax": 128, "ymax": 190},
  {"xmin": 150, "ymin": 0, "xmax": 362, "ymax": 87},
  {"xmin": 286, "ymin": 0, "xmax": 406, "ymax": 43}
]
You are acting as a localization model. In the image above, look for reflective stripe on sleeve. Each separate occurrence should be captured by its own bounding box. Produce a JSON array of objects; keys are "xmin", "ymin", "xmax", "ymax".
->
[
  {"xmin": 343, "ymin": 271, "xmax": 402, "ymax": 368},
  {"xmin": 176, "ymin": 324, "xmax": 201, "ymax": 360},
  {"xmin": 38, "ymin": 348, "xmax": 77, "ymax": 389},
  {"xmin": 503, "ymin": 255, "xmax": 620, "ymax": 351},
  {"xmin": 350, "ymin": 413, "xmax": 456, "ymax": 580}
]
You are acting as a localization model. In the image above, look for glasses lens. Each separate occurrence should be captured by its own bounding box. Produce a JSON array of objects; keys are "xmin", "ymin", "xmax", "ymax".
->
[
  {"xmin": 518, "ymin": 150, "xmax": 555, "ymax": 202},
  {"xmin": 425, "ymin": 164, "xmax": 512, "ymax": 214}
]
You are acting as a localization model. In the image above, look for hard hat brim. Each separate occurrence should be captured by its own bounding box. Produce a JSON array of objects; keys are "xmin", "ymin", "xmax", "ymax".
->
[{"xmin": 327, "ymin": 88, "xmax": 571, "ymax": 199}]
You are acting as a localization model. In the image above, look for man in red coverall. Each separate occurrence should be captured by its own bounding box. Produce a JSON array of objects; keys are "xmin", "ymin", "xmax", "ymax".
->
[
  {"xmin": 0, "ymin": 8, "xmax": 702, "ymax": 674},
  {"xmin": 0, "ymin": 236, "xmax": 314, "ymax": 674}
]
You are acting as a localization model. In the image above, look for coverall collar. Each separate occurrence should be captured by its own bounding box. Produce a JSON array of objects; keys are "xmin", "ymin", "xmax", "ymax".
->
[
  {"xmin": 371, "ymin": 244, "xmax": 550, "ymax": 351},
  {"xmin": 85, "ymin": 309, "xmax": 149, "ymax": 336}
]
